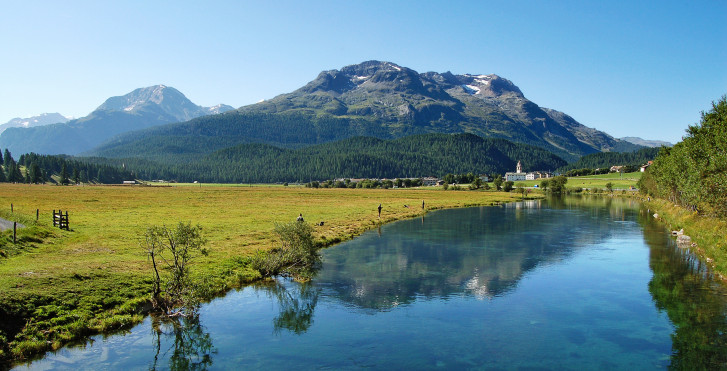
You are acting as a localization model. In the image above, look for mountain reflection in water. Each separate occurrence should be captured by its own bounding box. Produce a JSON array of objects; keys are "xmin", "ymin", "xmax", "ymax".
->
[
  {"xmin": 18, "ymin": 197, "xmax": 727, "ymax": 370},
  {"xmin": 314, "ymin": 199, "xmax": 627, "ymax": 309}
]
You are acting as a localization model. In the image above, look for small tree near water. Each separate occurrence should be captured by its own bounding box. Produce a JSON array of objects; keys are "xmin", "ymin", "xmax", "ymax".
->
[
  {"xmin": 142, "ymin": 222, "xmax": 209, "ymax": 317},
  {"xmin": 251, "ymin": 221, "xmax": 321, "ymax": 280}
]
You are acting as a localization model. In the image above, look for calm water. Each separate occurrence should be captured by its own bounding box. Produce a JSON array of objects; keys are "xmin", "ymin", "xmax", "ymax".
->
[{"xmin": 18, "ymin": 197, "xmax": 727, "ymax": 370}]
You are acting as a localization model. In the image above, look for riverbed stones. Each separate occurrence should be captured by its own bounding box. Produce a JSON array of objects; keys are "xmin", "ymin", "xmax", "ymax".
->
[{"xmin": 676, "ymin": 234, "xmax": 692, "ymax": 248}]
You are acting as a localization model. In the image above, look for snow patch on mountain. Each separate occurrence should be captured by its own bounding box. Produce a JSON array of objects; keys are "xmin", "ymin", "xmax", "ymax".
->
[
  {"xmin": 463, "ymin": 85, "xmax": 481, "ymax": 94},
  {"xmin": 0, "ymin": 112, "xmax": 70, "ymax": 134}
]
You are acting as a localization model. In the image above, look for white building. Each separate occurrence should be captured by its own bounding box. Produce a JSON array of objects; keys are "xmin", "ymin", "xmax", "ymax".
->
[
  {"xmin": 525, "ymin": 171, "xmax": 552, "ymax": 180},
  {"xmin": 505, "ymin": 161, "xmax": 527, "ymax": 181},
  {"xmin": 422, "ymin": 177, "xmax": 440, "ymax": 186}
]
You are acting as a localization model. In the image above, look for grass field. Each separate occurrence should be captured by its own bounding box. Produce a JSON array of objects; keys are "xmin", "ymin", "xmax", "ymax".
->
[
  {"xmin": 0, "ymin": 183, "xmax": 524, "ymax": 363},
  {"xmin": 511, "ymin": 171, "xmax": 642, "ymax": 190}
]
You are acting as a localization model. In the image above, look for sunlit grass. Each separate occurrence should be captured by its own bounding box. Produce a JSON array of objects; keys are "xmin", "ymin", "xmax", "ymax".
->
[
  {"xmin": 505, "ymin": 171, "xmax": 642, "ymax": 190},
  {"xmin": 0, "ymin": 183, "xmax": 523, "ymax": 363},
  {"xmin": 645, "ymin": 198, "xmax": 727, "ymax": 279}
]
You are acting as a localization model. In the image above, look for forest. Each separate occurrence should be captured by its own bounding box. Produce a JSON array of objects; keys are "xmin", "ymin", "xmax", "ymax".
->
[
  {"xmin": 89, "ymin": 133, "xmax": 568, "ymax": 183},
  {"xmin": 0, "ymin": 149, "xmax": 135, "ymax": 184}
]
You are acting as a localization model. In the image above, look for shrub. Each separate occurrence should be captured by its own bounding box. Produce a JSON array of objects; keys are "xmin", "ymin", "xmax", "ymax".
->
[{"xmin": 250, "ymin": 221, "xmax": 321, "ymax": 280}]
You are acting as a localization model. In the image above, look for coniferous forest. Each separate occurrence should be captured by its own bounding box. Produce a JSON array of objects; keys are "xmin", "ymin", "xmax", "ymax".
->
[
  {"xmin": 87, "ymin": 133, "xmax": 568, "ymax": 183},
  {"xmin": 0, "ymin": 149, "xmax": 135, "ymax": 184}
]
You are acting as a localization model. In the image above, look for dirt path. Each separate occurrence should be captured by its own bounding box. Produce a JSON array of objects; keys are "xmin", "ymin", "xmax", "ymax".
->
[{"xmin": 0, "ymin": 217, "xmax": 23, "ymax": 231}]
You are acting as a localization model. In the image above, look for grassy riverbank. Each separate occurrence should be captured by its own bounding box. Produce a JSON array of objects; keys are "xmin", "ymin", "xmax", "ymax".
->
[
  {"xmin": 642, "ymin": 197, "xmax": 727, "ymax": 282},
  {"xmin": 506, "ymin": 171, "xmax": 642, "ymax": 191},
  {"xmin": 0, "ymin": 184, "xmax": 524, "ymax": 365}
]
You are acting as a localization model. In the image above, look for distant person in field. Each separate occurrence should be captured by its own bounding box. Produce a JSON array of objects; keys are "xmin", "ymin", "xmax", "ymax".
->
[
  {"xmin": 378, "ymin": 204, "xmax": 382, "ymax": 218},
  {"xmin": 297, "ymin": 213, "xmax": 304, "ymax": 222}
]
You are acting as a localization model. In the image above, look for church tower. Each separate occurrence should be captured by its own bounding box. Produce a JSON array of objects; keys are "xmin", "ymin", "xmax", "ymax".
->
[{"xmin": 516, "ymin": 161, "xmax": 522, "ymax": 174}]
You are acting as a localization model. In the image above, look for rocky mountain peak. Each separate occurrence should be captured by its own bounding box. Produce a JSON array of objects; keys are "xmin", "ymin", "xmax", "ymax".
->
[
  {"xmin": 240, "ymin": 60, "xmax": 641, "ymax": 160},
  {"xmin": 96, "ymin": 85, "xmax": 187, "ymax": 112},
  {"xmin": 94, "ymin": 85, "xmax": 233, "ymax": 122},
  {"xmin": 458, "ymin": 74, "xmax": 523, "ymax": 97}
]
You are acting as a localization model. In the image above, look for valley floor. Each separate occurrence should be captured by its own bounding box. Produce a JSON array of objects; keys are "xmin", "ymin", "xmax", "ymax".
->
[{"xmin": 0, "ymin": 183, "xmax": 524, "ymax": 365}]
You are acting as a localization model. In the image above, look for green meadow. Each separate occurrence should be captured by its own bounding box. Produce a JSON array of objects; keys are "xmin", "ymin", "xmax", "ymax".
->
[
  {"xmin": 0, "ymin": 183, "xmax": 523, "ymax": 363},
  {"xmin": 511, "ymin": 171, "xmax": 643, "ymax": 191}
]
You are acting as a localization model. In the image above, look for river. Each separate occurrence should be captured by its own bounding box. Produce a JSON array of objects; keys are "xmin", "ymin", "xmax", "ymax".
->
[{"xmin": 17, "ymin": 196, "xmax": 727, "ymax": 370}]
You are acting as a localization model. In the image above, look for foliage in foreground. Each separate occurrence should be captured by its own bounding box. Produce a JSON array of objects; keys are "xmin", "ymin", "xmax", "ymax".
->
[
  {"xmin": 251, "ymin": 221, "xmax": 321, "ymax": 280},
  {"xmin": 142, "ymin": 222, "xmax": 209, "ymax": 317},
  {"xmin": 639, "ymin": 96, "xmax": 727, "ymax": 216}
]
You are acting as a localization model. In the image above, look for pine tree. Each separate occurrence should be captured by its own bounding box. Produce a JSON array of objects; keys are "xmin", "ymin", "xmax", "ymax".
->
[
  {"xmin": 30, "ymin": 163, "xmax": 41, "ymax": 184},
  {"xmin": 60, "ymin": 163, "xmax": 69, "ymax": 185},
  {"xmin": 13, "ymin": 163, "xmax": 22, "ymax": 183},
  {"xmin": 3, "ymin": 149, "xmax": 11, "ymax": 169},
  {"xmin": 6, "ymin": 162, "xmax": 16, "ymax": 182},
  {"xmin": 72, "ymin": 167, "xmax": 80, "ymax": 185}
]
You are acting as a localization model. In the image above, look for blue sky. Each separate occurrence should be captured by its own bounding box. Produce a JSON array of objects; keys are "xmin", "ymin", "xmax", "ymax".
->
[{"xmin": 1, "ymin": 0, "xmax": 725, "ymax": 144}]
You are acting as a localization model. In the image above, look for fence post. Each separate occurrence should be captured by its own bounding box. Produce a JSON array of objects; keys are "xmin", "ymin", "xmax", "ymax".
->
[
  {"xmin": 11, "ymin": 204, "xmax": 13, "ymax": 213},
  {"xmin": 36, "ymin": 209, "xmax": 39, "ymax": 221},
  {"xmin": 13, "ymin": 222, "xmax": 17, "ymax": 244}
]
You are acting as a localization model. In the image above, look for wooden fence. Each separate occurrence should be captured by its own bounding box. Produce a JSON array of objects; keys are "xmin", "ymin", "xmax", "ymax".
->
[{"xmin": 53, "ymin": 210, "xmax": 69, "ymax": 230}]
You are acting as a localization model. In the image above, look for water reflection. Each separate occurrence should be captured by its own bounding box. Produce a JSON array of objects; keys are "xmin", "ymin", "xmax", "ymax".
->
[
  {"xmin": 18, "ymin": 196, "xmax": 727, "ymax": 369},
  {"xmin": 315, "ymin": 198, "xmax": 637, "ymax": 310},
  {"xmin": 149, "ymin": 315, "xmax": 216, "ymax": 371},
  {"xmin": 640, "ymin": 209, "xmax": 727, "ymax": 369},
  {"xmin": 257, "ymin": 281, "xmax": 320, "ymax": 335}
]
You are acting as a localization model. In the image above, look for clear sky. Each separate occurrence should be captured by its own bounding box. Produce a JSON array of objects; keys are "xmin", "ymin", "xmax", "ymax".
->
[{"xmin": 1, "ymin": 0, "xmax": 725, "ymax": 144}]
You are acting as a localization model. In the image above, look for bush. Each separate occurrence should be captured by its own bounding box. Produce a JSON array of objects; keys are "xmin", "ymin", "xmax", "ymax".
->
[
  {"xmin": 549, "ymin": 175, "xmax": 568, "ymax": 194},
  {"xmin": 251, "ymin": 221, "xmax": 321, "ymax": 280}
]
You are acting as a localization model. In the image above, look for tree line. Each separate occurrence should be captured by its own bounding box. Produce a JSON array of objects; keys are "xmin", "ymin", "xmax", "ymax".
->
[
  {"xmin": 90, "ymin": 133, "xmax": 568, "ymax": 183},
  {"xmin": 0, "ymin": 149, "xmax": 135, "ymax": 185},
  {"xmin": 639, "ymin": 96, "xmax": 727, "ymax": 216}
]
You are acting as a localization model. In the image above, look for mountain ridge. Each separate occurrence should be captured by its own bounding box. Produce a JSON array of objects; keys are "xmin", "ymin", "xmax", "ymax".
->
[
  {"xmin": 0, "ymin": 85, "xmax": 233, "ymax": 156},
  {"xmin": 619, "ymin": 136, "xmax": 673, "ymax": 148},
  {"xmin": 92, "ymin": 61, "xmax": 640, "ymax": 163},
  {"xmin": 237, "ymin": 60, "xmax": 640, "ymax": 160},
  {"xmin": 0, "ymin": 113, "xmax": 70, "ymax": 134}
]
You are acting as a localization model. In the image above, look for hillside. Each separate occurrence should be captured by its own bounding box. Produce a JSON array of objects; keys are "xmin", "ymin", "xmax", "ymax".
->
[
  {"xmin": 89, "ymin": 61, "xmax": 640, "ymax": 162},
  {"xmin": 93, "ymin": 133, "xmax": 567, "ymax": 183},
  {"xmin": 558, "ymin": 147, "xmax": 661, "ymax": 172}
]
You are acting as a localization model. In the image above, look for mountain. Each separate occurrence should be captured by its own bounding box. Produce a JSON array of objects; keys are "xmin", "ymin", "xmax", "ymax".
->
[
  {"xmin": 619, "ymin": 137, "xmax": 672, "ymax": 148},
  {"xmin": 0, "ymin": 113, "xmax": 69, "ymax": 134},
  {"xmin": 90, "ymin": 61, "xmax": 639, "ymax": 162},
  {"xmin": 89, "ymin": 133, "xmax": 568, "ymax": 183},
  {"xmin": 0, "ymin": 85, "xmax": 233, "ymax": 156},
  {"xmin": 240, "ymin": 61, "xmax": 641, "ymax": 159}
]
